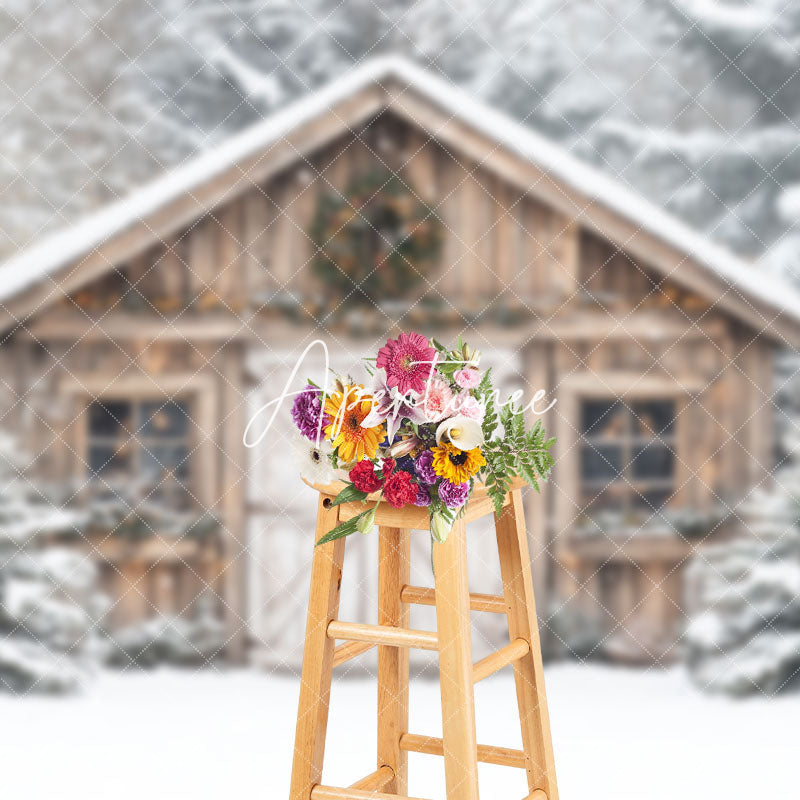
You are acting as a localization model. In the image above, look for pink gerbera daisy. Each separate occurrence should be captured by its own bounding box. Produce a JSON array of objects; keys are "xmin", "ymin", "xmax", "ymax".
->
[{"xmin": 376, "ymin": 332, "xmax": 436, "ymax": 395}]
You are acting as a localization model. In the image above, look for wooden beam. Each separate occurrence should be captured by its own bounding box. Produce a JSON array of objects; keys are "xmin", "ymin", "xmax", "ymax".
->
[
  {"xmin": 432, "ymin": 517, "xmax": 480, "ymax": 799},
  {"xmin": 23, "ymin": 312, "xmax": 254, "ymax": 342},
  {"xmin": 399, "ymin": 734, "xmax": 526, "ymax": 769},
  {"xmin": 495, "ymin": 491, "xmax": 559, "ymax": 799},
  {"xmin": 332, "ymin": 640, "xmax": 375, "ymax": 667},
  {"xmin": 327, "ymin": 621, "xmax": 439, "ymax": 651},
  {"xmin": 472, "ymin": 638, "xmax": 530, "ymax": 684},
  {"xmin": 559, "ymin": 370, "xmax": 707, "ymax": 397},
  {"xmin": 377, "ymin": 525, "xmax": 411, "ymax": 794},
  {"xmin": 311, "ymin": 787, "xmax": 430, "ymax": 800},
  {"xmin": 288, "ymin": 497, "xmax": 346, "ymax": 800},
  {"xmin": 400, "ymin": 585, "xmax": 506, "ymax": 614},
  {"xmin": 348, "ymin": 766, "xmax": 394, "ymax": 792}
]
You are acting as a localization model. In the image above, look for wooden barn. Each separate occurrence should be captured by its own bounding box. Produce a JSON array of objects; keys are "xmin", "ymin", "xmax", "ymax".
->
[{"xmin": 1, "ymin": 57, "xmax": 799, "ymax": 665}]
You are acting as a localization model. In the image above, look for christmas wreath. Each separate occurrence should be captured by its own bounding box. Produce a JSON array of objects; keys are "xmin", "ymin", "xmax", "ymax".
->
[{"xmin": 310, "ymin": 170, "xmax": 443, "ymax": 305}]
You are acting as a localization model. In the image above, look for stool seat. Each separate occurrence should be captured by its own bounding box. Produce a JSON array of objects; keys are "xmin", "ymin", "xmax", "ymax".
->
[
  {"xmin": 302, "ymin": 476, "xmax": 527, "ymax": 529},
  {"xmin": 289, "ymin": 482, "xmax": 559, "ymax": 800}
]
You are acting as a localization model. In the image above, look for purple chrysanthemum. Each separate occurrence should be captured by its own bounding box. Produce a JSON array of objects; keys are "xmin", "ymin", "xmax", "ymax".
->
[
  {"xmin": 438, "ymin": 479, "xmax": 470, "ymax": 509},
  {"xmin": 414, "ymin": 450, "xmax": 437, "ymax": 485},
  {"xmin": 291, "ymin": 385, "xmax": 329, "ymax": 441},
  {"xmin": 413, "ymin": 484, "xmax": 432, "ymax": 507}
]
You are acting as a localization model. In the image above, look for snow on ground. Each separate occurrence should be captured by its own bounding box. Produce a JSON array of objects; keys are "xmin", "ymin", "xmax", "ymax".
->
[{"xmin": 0, "ymin": 664, "xmax": 796, "ymax": 799}]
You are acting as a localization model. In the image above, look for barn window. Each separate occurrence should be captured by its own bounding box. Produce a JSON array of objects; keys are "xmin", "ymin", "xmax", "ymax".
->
[
  {"xmin": 580, "ymin": 399, "xmax": 676, "ymax": 517},
  {"xmin": 87, "ymin": 399, "xmax": 192, "ymax": 509}
]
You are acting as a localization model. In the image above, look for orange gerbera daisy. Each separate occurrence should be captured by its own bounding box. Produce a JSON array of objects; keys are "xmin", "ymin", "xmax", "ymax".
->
[{"xmin": 324, "ymin": 384, "xmax": 385, "ymax": 463}]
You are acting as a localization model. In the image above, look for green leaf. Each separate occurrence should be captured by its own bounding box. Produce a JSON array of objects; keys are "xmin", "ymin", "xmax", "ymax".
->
[
  {"xmin": 316, "ymin": 508, "xmax": 373, "ymax": 545},
  {"xmin": 330, "ymin": 484, "xmax": 369, "ymax": 506}
]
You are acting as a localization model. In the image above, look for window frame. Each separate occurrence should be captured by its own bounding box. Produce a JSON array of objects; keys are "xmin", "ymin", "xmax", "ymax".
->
[
  {"xmin": 85, "ymin": 396, "xmax": 195, "ymax": 508},
  {"xmin": 579, "ymin": 398, "xmax": 678, "ymax": 517},
  {"xmin": 65, "ymin": 373, "xmax": 217, "ymax": 510}
]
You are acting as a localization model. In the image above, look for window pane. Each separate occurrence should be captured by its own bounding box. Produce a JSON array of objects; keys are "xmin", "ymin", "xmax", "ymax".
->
[
  {"xmin": 581, "ymin": 400, "xmax": 627, "ymax": 438},
  {"xmin": 89, "ymin": 444, "xmax": 131, "ymax": 477},
  {"xmin": 581, "ymin": 444, "xmax": 623, "ymax": 482},
  {"xmin": 631, "ymin": 444, "xmax": 674, "ymax": 479},
  {"xmin": 139, "ymin": 400, "xmax": 189, "ymax": 437},
  {"xmin": 141, "ymin": 445, "xmax": 190, "ymax": 482},
  {"xmin": 632, "ymin": 401, "xmax": 675, "ymax": 437},
  {"xmin": 88, "ymin": 401, "xmax": 131, "ymax": 437}
]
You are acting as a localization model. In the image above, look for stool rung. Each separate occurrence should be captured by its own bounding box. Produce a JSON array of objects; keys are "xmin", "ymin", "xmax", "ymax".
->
[
  {"xmin": 349, "ymin": 765, "xmax": 393, "ymax": 791},
  {"xmin": 311, "ymin": 786, "xmax": 431, "ymax": 800},
  {"xmin": 524, "ymin": 792, "xmax": 548, "ymax": 800},
  {"xmin": 400, "ymin": 584, "xmax": 507, "ymax": 614},
  {"xmin": 327, "ymin": 620, "xmax": 438, "ymax": 651},
  {"xmin": 473, "ymin": 637, "xmax": 530, "ymax": 683},
  {"xmin": 332, "ymin": 640, "xmax": 375, "ymax": 667},
  {"xmin": 399, "ymin": 733, "xmax": 526, "ymax": 768}
]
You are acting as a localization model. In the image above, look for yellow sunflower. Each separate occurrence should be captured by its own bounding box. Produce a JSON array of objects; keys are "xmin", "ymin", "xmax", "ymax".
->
[
  {"xmin": 431, "ymin": 442, "xmax": 486, "ymax": 484},
  {"xmin": 324, "ymin": 384, "xmax": 384, "ymax": 463}
]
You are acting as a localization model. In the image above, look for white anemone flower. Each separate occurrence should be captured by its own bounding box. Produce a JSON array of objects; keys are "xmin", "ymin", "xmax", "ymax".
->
[
  {"xmin": 435, "ymin": 415, "xmax": 484, "ymax": 451},
  {"xmin": 290, "ymin": 431, "xmax": 336, "ymax": 484}
]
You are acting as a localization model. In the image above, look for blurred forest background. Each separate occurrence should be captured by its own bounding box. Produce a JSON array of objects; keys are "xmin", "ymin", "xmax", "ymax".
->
[{"xmin": 3, "ymin": 0, "xmax": 800, "ymax": 280}]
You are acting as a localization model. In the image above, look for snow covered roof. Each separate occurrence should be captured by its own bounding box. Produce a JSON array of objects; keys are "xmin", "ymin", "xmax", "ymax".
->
[{"xmin": 3, "ymin": 55, "xmax": 800, "ymax": 338}]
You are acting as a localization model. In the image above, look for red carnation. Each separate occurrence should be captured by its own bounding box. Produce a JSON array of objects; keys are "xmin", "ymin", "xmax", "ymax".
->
[
  {"xmin": 381, "ymin": 458, "xmax": 396, "ymax": 478},
  {"xmin": 349, "ymin": 459, "xmax": 383, "ymax": 493},
  {"xmin": 383, "ymin": 470, "xmax": 417, "ymax": 509}
]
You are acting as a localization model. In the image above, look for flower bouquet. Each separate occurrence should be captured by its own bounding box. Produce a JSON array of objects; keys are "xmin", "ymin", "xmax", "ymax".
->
[{"xmin": 290, "ymin": 332, "xmax": 555, "ymax": 546}]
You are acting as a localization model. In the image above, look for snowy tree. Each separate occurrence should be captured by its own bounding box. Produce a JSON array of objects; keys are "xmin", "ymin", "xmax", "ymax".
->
[
  {"xmin": 684, "ymin": 458, "xmax": 800, "ymax": 695},
  {"xmin": 0, "ymin": 0, "xmax": 191, "ymax": 257},
  {"xmin": 0, "ymin": 432, "xmax": 106, "ymax": 693},
  {"xmin": 108, "ymin": 594, "xmax": 227, "ymax": 668}
]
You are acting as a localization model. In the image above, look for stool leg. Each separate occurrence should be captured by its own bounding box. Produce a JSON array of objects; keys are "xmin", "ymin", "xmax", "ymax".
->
[
  {"xmin": 377, "ymin": 526, "xmax": 411, "ymax": 794},
  {"xmin": 495, "ymin": 490, "xmax": 559, "ymax": 800},
  {"xmin": 289, "ymin": 496, "xmax": 346, "ymax": 800},
  {"xmin": 433, "ymin": 518, "xmax": 480, "ymax": 800}
]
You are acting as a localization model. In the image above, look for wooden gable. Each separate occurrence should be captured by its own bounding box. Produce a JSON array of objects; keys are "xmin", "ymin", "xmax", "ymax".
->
[{"xmin": 2, "ymin": 57, "xmax": 799, "ymax": 346}]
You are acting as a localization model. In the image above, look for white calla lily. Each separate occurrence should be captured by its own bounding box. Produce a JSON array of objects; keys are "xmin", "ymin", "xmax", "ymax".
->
[
  {"xmin": 435, "ymin": 415, "xmax": 484, "ymax": 450},
  {"xmin": 430, "ymin": 512, "xmax": 452, "ymax": 544}
]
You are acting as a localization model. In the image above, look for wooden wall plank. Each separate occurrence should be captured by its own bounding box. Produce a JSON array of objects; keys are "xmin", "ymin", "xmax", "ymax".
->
[
  {"xmin": 437, "ymin": 150, "xmax": 467, "ymax": 304},
  {"xmin": 495, "ymin": 181, "xmax": 522, "ymax": 303},
  {"xmin": 158, "ymin": 235, "xmax": 188, "ymax": 311},
  {"xmin": 187, "ymin": 216, "xmax": 219, "ymax": 306},
  {"xmin": 546, "ymin": 211, "xmax": 580, "ymax": 301},
  {"xmin": 523, "ymin": 198, "xmax": 553, "ymax": 303},
  {"xmin": 403, "ymin": 126, "xmax": 436, "ymax": 203},
  {"xmin": 268, "ymin": 175, "xmax": 296, "ymax": 289},
  {"xmin": 459, "ymin": 169, "xmax": 483, "ymax": 305},
  {"xmin": 241, "ymin": 187, "xmax": 274, "ymax": 301}
]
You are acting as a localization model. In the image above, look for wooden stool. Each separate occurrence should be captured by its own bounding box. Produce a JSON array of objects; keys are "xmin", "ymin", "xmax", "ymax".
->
[{"xmin": 289, "ymin": 478, "xmax": 559, "ymax": 800}]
